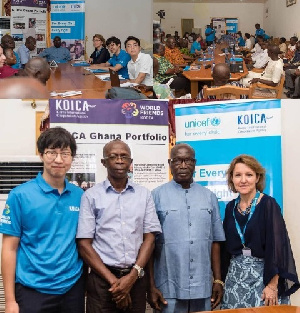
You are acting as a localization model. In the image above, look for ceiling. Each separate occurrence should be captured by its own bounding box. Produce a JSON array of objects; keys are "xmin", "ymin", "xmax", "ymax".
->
[{"xmin": 154, "ymin": 0, "xmax": 266, "ymax": 3}]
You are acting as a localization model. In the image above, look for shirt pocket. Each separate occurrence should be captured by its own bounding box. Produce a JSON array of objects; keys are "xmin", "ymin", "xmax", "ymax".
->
[
  {"xmin": 197, "ymin": 207, "xmax": 212, "ymax": 240},
  {"xmin": 156, "ymin": 208, "xmax": 181, "ymax": 244}
]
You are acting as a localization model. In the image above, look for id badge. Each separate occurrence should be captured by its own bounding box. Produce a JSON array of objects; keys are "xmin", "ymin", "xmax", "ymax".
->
[{"xmin": 242, "ymin": 247, "xmax": 252, "ymax": 256}]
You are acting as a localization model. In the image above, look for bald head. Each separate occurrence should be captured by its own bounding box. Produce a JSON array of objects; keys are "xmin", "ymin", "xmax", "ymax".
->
[
  {"xmin": 170, "ymin": 143, "xmax": 195, "ymax": 159},
  {"xmin": 267, "ymin": 44, "xmax": 280, "ymax": 60},
  {"xmin": 212, "ymin": 63, "xmax": 230, "ymax": 86},
  {"xmin": 22, "ymin": 57, "xmax": 51, "ymax": 84},
  {"xmin": 0, "ymin": 77, "xmax": 49, "ymax": 99}
]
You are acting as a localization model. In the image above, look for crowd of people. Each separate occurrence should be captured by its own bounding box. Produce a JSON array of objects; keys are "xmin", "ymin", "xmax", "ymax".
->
[
  {"xmin": 153, "ymin": 21, "xmax": 300, "ymax": 99},
  {"xmin": 0, "ymin": 127, "xmax": 299, "ymax": 313},
  {"xmin": 0, "ymin": 33, "xmax": 154, "ymax": 91}
]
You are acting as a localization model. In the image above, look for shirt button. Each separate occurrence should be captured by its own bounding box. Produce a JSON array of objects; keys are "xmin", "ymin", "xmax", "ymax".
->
[
  {"xmin": 190, "ymin": 241, "xmax": 193, "ymax": 244},
  {"xmin": 190, "ymin": 275, "xmax": 193, "ymax": 279},
  {"xmin": 122, "ymin": 222, "xmax": 126, "ymax": 225},
  {"xmin": 190, "ymin": 259, "xmax": 193, "ymax": 262},
  {"xmin": 124, "ymin": 237, "xmax": 127, "ymax": 240},
  {"xmin": 187, "ymin": 206, "xmax": 190, "ymax": 209},
  {"xmin": 185, "ymin": 190, "xmax": 188, "ymax": 193},
  {"xmin": 166, "ymin": 211, "xmax": 169, "ymax": 215},
  {"xmin": 189, "ymin": 223, "xmax": 192, "ymax": 226}
]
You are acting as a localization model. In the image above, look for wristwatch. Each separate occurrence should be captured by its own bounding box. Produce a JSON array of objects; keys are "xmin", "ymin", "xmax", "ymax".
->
[{"xmin": 133, "ymin": 264, "xmax": 145, "ymax": 278}]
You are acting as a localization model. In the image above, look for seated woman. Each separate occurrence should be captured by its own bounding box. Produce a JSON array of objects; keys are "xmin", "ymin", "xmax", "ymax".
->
[
  {"xmin": 0, "ymin": 46, "xmax": 18, "ymax": 79},
  {"xmin": 88, "ymin": 34, "xmax": 110, "ymax": 64},
  {"xmin": 221, "ymin": 154, "xmax": 299, "ymax": 309}
]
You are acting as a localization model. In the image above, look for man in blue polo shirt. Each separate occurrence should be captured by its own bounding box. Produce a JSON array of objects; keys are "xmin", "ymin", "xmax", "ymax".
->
[
  {"xmin": 205, "ymin": 23, "xmax": 216, "ymax": 46},
  {"xmin": 90, "ymin": 36, "xmax": 131, "ymax": 79},
  {"xmin": 0, "ymin": 127, "xmax": 84, "ymax": 313}
]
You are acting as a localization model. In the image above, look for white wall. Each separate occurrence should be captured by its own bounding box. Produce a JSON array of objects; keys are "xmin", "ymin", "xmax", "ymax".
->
[
  {"xmin": 153, "ymin": 2, "xmax": 264, "ymax": 37},
  {"xmin": 85, "ymin": 0, "xmax": 152, "ymax": 57},
  {"xmin": 263, "ymin": 0, "xmax": 300, "ymax": 39}
]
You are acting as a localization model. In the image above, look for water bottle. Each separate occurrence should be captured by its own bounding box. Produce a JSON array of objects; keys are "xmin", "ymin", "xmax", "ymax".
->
[
  {"xmin": 203, "ymin": 54, "xmax": 206, "ymax": 66},
  {"xmin": 211, "ymin": 62, "xmax": 215, "ymax": 73},
  {"xmin": 232, "ymin": 52, "xmax": 236, "ymax": 64}
]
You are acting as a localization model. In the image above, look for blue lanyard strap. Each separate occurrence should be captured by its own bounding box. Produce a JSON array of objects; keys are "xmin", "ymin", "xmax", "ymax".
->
[{"xmin": 233, "ymin": 191, "xmax": 260, "ymax": 246}]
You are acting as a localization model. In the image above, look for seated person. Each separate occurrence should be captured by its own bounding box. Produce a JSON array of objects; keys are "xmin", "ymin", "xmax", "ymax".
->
[
  {"xmin": 284, "ymin": 41, "xmax": 300, "ymax": 70},
  {"xmin": 125, "ymin": 36, "xmax": 153, "ymax": 86},
  {"xmin": 90, "ymin": 36, "xmax": 131, "ymax": 79},
  {"xmin": 153, "ymin": 42, "xmax": 190, "ymax": 96},
  {"xmin": 199, "ymin": 35, "xmax": 207, "ymax": 50},
  {"xmin": 164, "ymin": 36, "xmax": 193, "ymax": 66},
  {"xmin": 247, "ymin": 45, "xmax": 283, "ymax": 97},
  {"xmin": 284, "ymin": 66, "xmax": 300, "ymax": 99},
  {"xmin": 18, "ymin": 57, "xmax": 51, "ymax": 85},
  {"xmin": 39, "ymin": 36, "xmax": 72, "ymax": 63},
  {"xmin": 190, "ymin": 34, "xmax": 202, "ymax": 55},
  {"xmin": 279, "ymin": 37, "xmax": 287, "ymax": 54},
  {"xmin": 88, "ymin": 34, "xmax": 110, "ymax": 64},
  {"xmin": 153, "ymin": 57, "xmax": 174, "ymax": 99},
  {"xmin": 0, "ymin": 77, "xmax": 49, "ymax": 98},
  {"xmin": 284, "ymin": 36, "xmax": 298, "ymax": 61},
  {"xmin": 0, "ymin": 46, "xmax": 18, "ymax": 78},
  {"xmin": 198, "ymin": 63, "xmax": 245, "ymax": 99},
  {"xmin": 250, "ymin": 42, "xmax": 269, "ymax": 69},
  {"xmin": 251, "ymin": 35, "xmax": 264, "ymax": 54},
  {"xmin": 1, "ymin": 34, "xmax": 20, "ymax": 69},
  {"xmin": 17, "ymin": 36, "xmax": 36, "ymax": 67},
  {"xmin": 244, "ymin": 33, "xmax": 253, "ymax": 50},
  {"xmin": 236, "ymin": 31, "xmax": 245, "ymax": 47}
]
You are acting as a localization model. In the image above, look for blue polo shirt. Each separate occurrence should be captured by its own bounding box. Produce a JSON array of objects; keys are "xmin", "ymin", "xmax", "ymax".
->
[
  {"xmin": 205, "ymin": 27, "xmax": 215, "ymax": 42},
  {"xmin": 152, "ymin": 180, "xmax": 225, "ymax": 299},
  {"xmin": 0, "ymin": 172, "xmax": 83, "ymax": 294},
  {"xmin": 108, "ymin": 49, "xmax": 131, "ymax": 79},
  {"xmin": 190, "ymin": 41, "xmax": 201, "ymax": 54},
  {"xmin": 255, "ymin": 28, "xmax": 265, "ymax": 37}
]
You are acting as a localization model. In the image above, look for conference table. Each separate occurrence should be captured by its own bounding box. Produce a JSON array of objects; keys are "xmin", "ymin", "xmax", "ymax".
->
[
  {"xmin": 46, "ymin": 63, "xmax": 112, "ymax": 98},
  {"xmin": 198, "ymin": 306, "xmax": 300, "ymax": 313},
  {"xmin": 183, "ymin": 44, "xmax": 249, "ymax": 98}
]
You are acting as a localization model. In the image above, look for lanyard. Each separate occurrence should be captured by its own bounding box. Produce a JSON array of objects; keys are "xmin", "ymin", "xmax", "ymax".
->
[{"xmin": 233, "ymin": 191, "xmax": 260, "ymax": 246}]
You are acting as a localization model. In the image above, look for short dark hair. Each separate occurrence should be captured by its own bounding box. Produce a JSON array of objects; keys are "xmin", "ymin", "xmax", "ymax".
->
[
  {"xmin": 153, "ymin": 43, "xmax": 162, "ymax": 54},
  {"xmin": 53, "ymin": 36, "xmax": 61, "ymax": 41},
  {"xmin": 257, "ymin": 35, "xmax": 264, "ymax": 41},
  {"xmin": 255, "ymin": 23, "xmax": 260, "ymax": 27},
  {"xmin": 245, "ymin": 33, "xmax": 251, "ymax": 39},
  {"xmin": 106, "ymin": 36, "xmax": 121, "ymax": 47},
  {"xmin": 37, "ymin": 127, "xmax": 77, "ymax": 156},
  {"xmin": 124, "ymin": 36, "xmax": 140, "ymax": 47},
  {"xmin": 280, "ymin": 37, "xmax": 286, "ymax": 43},
  {"xmin": 291, "ymin": 36, "xmax": 298, "ymax": 42}
]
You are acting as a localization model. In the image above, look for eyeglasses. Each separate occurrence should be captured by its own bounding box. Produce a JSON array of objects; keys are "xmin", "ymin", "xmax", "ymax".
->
[
  {"xmin": 93, "ymin": 39, "xmax": 101, "ymax": 42},
  {"xmin": 169, "ymin": 158, "xmax": 196, "ymax": 166},
  {"xmin": 104, "ymin": 154, "xmax": 132, "ymax": 162},
  {"xmin": 44, "ymin": 151, "xmax": 72, "ymax": 161}
]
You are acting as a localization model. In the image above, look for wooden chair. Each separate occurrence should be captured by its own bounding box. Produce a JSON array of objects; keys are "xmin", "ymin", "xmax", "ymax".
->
[
  {"xmin": 202, "ymin": 85, "xmax": 251, "ymax": 99},
  {"xmin": 249, "ymin": 74, "xmax": 285, "ymax": 99}
]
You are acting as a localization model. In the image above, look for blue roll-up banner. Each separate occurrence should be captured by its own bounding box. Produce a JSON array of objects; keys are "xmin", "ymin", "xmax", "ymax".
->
[
  {"xmin": 226, "ymin": 18, "xmax": 238, "ymax": 34},
  {"xmin": 50, "ymin": 0, "xmax": 85, "ymax": 59},
  {"xmin": 175, "ymin": 99, "xmax": 282, "ymax": 219}
]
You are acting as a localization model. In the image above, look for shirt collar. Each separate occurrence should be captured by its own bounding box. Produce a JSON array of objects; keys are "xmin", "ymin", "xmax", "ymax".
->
[
  {"xmin": 130, "ymin": 52, "xmax": 142, "ymax": 64},
  {"xmin": 104, "ymin": 178, "xmax": 135, "ymax": 193},
  {"xmin": 171, "ymin": 179, "xmax": 195, "ymax": 190},
  {"xmin": 36, "ymin": 172, "xmax": 71, "ymax": 194}
]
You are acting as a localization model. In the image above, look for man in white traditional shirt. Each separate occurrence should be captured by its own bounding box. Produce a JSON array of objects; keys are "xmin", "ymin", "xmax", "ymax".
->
[{"xmin": 125, "ymin": 36, "xmax": 153, "ymax": 86}]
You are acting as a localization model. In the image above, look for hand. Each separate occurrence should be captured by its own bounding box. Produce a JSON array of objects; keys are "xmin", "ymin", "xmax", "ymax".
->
[
  {"xmin": 5, "ymin": 300, "xmax": 19, "ymax": 313},
  {"xmin": 261, "ymin": 285, "xmax": 278, "ymax": 306},
  {"xmin": 211, "ymin": 282, "xmax": 223, "ymax": 309},
  {"xmin": 295, "ymin": 69, "xmax": 300, "ymax": 76},
  {"xmin": 147, "ymin": 286, "xmax": 167, "ymax": 311},
  {"xmin": 109, "ymin": 272, "xmax": 137, "ymax": 302},
  {"xmin": 115, "ymin": 293, "xmax": 132, "ymax": 310},
  {"xmin": 87, "ymin": 58, "xmax": 93, "ymax": 64}
]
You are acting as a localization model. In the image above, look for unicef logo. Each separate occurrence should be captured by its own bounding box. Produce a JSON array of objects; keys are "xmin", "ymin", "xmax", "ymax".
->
[
  {"xmin": 211, "ymin": 117, "xmax": 221, "ymax": 126},
  {"xmin": 121, "ymin": 102, "xmax": 139, "ymax": 119}
]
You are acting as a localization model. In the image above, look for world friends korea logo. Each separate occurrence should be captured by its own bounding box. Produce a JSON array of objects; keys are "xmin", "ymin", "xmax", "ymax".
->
[{"xmin": 121, "ymin": 102, "xmax": 139, "ymax": 119}]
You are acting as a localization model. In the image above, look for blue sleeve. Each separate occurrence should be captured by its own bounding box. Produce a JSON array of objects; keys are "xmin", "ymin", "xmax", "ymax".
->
[
  {"xmin": 118, "ymin": 52, "xmax": 131, "ymax": 68},
  {"xmin": 65, "ymin": 48, "xmax": 72, "ymax": 61},
  {"xmin": 38, "ymin": 48, "xmax": 48, "ymax": 58},
  {"xmin": 0, "ymin": 191, "xmax": 22, "ymax": 237},
  {"xmin": 18, "ymin": 46, "xmax": 28, "ymax": 65}
]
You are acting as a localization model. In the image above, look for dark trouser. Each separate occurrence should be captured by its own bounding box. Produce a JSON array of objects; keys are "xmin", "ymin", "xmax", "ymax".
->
[
  {"xmin": 86, "ymin": 270, "xmax": 146, "ymax": 313},
  {"xmin": 15, "ymin": 275, "xmax": 85, "ymax": 313},
  {"xmin": 162, "ymin": 74, "xmax": 191, "ymax": 93}
]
